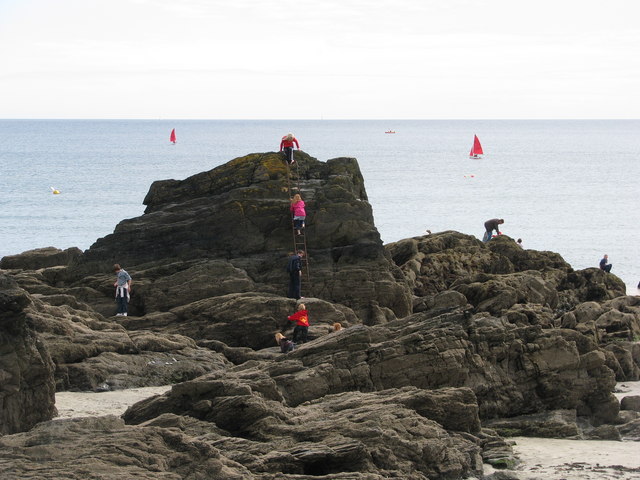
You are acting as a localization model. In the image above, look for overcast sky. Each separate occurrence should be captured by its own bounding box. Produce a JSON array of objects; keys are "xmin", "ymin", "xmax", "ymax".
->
[{"xmin": 1, "ymin": 0, "xmax": 639, "ymax": 119}]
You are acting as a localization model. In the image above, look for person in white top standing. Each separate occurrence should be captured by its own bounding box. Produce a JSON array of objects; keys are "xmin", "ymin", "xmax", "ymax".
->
[{"xmin": 113, "ymin": 263, "xmax": 132, "ymax": 316}]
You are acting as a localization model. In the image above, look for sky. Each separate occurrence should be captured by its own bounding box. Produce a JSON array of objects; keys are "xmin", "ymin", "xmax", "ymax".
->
[{"xmin": 1, "ymin": 0, "xmax": 639, "ymax": 119}]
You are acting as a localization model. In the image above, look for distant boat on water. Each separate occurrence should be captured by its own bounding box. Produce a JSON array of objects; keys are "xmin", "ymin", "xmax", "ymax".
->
[
  {"xmin": 170, "ymin": 128, "xmax": 176, "ymax": 144},
  {"xmin": 469, "ymin": 135, "xmax": 483, "ymax": 158},
  {"xmin": 385, "ymin": 130, "xmax": 396, "ymax": 134}
]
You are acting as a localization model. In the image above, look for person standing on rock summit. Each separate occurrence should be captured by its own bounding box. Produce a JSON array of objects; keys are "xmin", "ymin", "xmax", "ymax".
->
[
  {"xmin": 287, "ymin": 250, "xmax": 304, "ymax": 299},
  {"xmin": 280, "ymin": 133, "xmax": 300, "ymax": 165},
  {"xmin": 483, "ymin": 218, "xmax": 504, "ymax": 242},
  {"xmin": 113, "ymin": 264, "xmax": 132, "ymax": 316}
]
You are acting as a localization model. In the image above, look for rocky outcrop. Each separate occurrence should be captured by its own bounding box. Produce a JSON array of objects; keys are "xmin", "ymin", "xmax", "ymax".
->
[
  {"xmin": 1, "ymin": 152, "xmax": 639, "ymax": 478},
  {"xmin": 0, "ymin": 274, "xmax": 56, "ymax": 434},
  {"xmin": 68, "ymin": 152, "xmax": 412, "ymax": 323},
  {"xmin": 0, "ymin": 246, "xmax": 82, "ymax": 270},
  {"xmin": 122, "ymin": 307, "xmax": 619, "ymax": 427}
]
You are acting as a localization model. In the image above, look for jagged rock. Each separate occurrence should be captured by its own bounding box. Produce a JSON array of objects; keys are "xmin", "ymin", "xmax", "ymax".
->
[
  {"xmin": 67, "ymin": 152, "xmax": 412, "ymax": 323},
  {"xmin": 0, "ymin": 274, "xmax": 56, "ymax": 434},
  {"xmin": 477, "ymin": 428, "xmax": 519, "ymax": 470},
  {"xmin": 483, "ymin": 410, "xmax": 580, "ymax": 438},
  {"xmin": 0, "ymin": 246, "xmax": 82, "ymax": 270},
  {"xmin": 123, "ymin": 387, "xmax": 484, "ymax": 479},
  {"xmin": 620, "ymin": 395, "xmax": 640, "ymax": 412},
  {"xmin": 123, "ymin": 309, "xmax": 617, "ymax": 428},
  {"xmin": 585, "ymin": 423, "xmax": 621, "ymax": 440},
  {"xmin": 0, "ymin": 416, "xmax": 250, "ymax": 479},
  {"xmin": 617, "ymin": 418, "xmax": 640, "ymax": 441}
]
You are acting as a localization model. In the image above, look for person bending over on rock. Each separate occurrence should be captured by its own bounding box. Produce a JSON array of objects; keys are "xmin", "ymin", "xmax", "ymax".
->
[
  {"xmin": 286, "ymin": 250, "xmax": 304, "ymax": 299},
  {"xmin": 288, "ymin": 303, "xmax": 309, "ymax": 343},
  {"xmin": 483, "ymin": 218, "xmax": 504, "ymax": 242},
  {"xmin": 290, "ymin": 193, "xmax": 306, "ymax": 235},
  {"xmin": 280, "ymin": 133, "xmax": 300, "ymax": 165},
  {"xmin": 113, "ymin": 263, "xmax": 132, "ymax": 316},
  {"xmin": 275, "ymin": 332, "xmax": 295, "ymax": 353},
  {"xmin": 516, "ymin": 238, "xmax": 523, "ymax": 248},
  {"xmin": 599, "ymin": 254, "xmax": 612, "ymax": 273}
]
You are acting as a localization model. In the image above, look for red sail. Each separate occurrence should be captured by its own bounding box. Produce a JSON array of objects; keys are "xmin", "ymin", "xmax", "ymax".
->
[
  {"xmin": 170, "ymin": 128, "xmax": 176, "ymax": 143},
  {"xmin": 470, "ymin": 135, "xmax": 483, "ymax": 156}
]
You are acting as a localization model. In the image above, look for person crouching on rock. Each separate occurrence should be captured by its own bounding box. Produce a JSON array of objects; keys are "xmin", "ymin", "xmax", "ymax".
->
[
  {"xmin": 288, "ymin": 303, "xmax": 309, "ymax": 343},
  {"xmin": 290, "ymin": 193, "xmax": 306, "ymax": 235},
  {"xmin": 280, "ymin": 133, "xmax": 300, "ymax": 165},
  {"xmin": 483, "ymin": 218, "xmax": 504, "ymax": 242},
  {"xmin": 113, "ymin": 263, "xmax": 132, "ymax": 316},
  {"xmin": 275, "ymin": 332, "xmax": 295, "ymax": 353},
  {"xmin": 599, "ymin": 254, "xmax": 612, "ymax": 273}
]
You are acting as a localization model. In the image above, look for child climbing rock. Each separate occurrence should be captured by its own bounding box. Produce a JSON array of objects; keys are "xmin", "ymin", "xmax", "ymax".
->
[
  {"xmin": 290, "ymin": 194, "xmax": 306, "ymax": 235},
  {"xmin": 288, "ymin": 303, "xmax": 309, "ymax": 343}
]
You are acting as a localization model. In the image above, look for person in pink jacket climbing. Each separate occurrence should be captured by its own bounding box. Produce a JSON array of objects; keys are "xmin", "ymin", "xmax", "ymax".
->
[{"xmin": 290, "ymin": 193, "xmax": 306, "ymax": 235}]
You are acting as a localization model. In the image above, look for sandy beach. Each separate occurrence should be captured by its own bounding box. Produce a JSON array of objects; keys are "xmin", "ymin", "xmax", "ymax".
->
[{"xmin": 54, "ymin": 382, "xmax": 640, "ymax": 479}]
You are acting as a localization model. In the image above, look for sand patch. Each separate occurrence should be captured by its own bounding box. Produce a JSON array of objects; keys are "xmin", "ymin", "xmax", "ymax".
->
[{"xmin": 55, "ymin": 386, "xmax": 171, "ymax": 419}]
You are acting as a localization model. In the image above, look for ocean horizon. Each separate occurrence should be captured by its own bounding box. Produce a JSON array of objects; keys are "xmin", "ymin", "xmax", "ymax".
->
[{"xmin": 0, "ymin": 119, "xmax": 638, "ymax": 292}]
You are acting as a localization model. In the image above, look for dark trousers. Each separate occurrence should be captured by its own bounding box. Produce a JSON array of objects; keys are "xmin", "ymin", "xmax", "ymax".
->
[
  {"xmin": 288, "ymin": 273, "xmax": 301, "ymax": 299},
  {"xmin": 293, "ymin": 218, "xmax": 305, "ymax": 229},
  {"xmin": 601, "ymin": 264, "xmax": 612, "ymax": 273},
  {"xmin": 116, "ymin": 289, "xmax": 129, "ymax": 314},
  {"xmin": 283, "ymin": 147, "xmax": 294, "ymax": 164},
  {"xmin": 293, "ymin": 325, "xmax": 308, "ymax": 343}
]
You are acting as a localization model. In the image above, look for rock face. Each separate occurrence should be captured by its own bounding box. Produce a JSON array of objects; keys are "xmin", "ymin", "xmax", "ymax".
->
[
  {"xmin": 1, "ymin": 152, "xmax": 639, "ymax": 478},
  {"xmin": 0, "ymin": 246, "xmax": 82, "ymax": 270},
  {"xmin": 71, "ymin": 152, "xmax": 412, "ymax": 323},
  {"xmin": 0, "ymin": 274, "xmax": 56, "ymax": 435}
]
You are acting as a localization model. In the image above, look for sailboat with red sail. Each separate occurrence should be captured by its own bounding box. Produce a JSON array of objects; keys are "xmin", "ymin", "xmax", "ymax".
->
[
  {"xmin": 170, "ymin": 128, "xmax": 176, "ymax": 144},
  {"xmin": 469, "ymin": 135, "xmax": 483, "ymax": 158}
]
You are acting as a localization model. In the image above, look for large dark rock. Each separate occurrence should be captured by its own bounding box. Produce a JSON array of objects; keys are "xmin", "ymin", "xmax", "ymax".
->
[
  {"xmin": 0, "ymin": 274, "xmax": 56, "ymax": 434},
  {"xmin": 0, "ymin": 246, "xmax": 82, "ymax": 270},
  {"xmin": 68, "ymin": 152, "xmax": 412, "ymax": 323}
]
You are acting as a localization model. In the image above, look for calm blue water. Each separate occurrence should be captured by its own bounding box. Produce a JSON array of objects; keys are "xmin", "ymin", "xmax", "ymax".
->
[{"xmin": 0, "ymin": 120, "xmax": 638, "ymax": 292}]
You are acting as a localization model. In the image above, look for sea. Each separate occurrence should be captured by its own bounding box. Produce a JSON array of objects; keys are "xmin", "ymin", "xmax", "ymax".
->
[{"xmin": 0, "ymin": 119, "xmax": 638, "ymax": 294}]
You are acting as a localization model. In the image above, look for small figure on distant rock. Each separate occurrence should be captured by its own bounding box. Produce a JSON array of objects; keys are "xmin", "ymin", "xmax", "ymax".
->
[
  {"xmin": 113, "ymin": 263, "xmax": 132, "ymax": 316},
  {"xmin": 516, "ymin": 238, "xmax": 523, "ymax": 248},
  {"xmin": 280, "ymin": 133, "xmax": 300, "ymax": 165},
  {"xmin": 599, "ymin": 254, "xmax": 612, "ymax": 273},
  {"xmin": 483, "ymin": 218, "xmax": 504, "ymax": 242},
  {"xmin": 426, "ymin": 229, "xmax": 432, "ymax": 235},
  {"xmin": 275, "ymin": 332, "xmax": 295, "ymax": 353},
  {"xmin": 290, "ymin": 194, "xmax": 306, "ymax": 235},
  {"xmin": 288, "ymin": 303, "xmax": 309, "ymax": 343},
  {"xmin": 286, "ymin": 250, "xmax": 305, "ymax": 299},
  {"xmin": 333, "ymin": 322, "xmax": 343, "ymax": 332}
]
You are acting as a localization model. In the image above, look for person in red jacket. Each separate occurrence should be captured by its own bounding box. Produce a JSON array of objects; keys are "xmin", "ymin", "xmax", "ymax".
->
[
  {"xmin": 288, "ymin": 303, "xmax": 309, "ymax": 343},
  {"xmin": 280, "ymin": 133, "xmax": 300, "ymax": 165}
]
